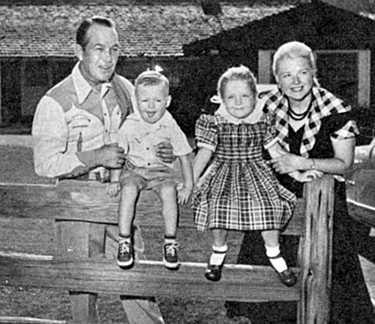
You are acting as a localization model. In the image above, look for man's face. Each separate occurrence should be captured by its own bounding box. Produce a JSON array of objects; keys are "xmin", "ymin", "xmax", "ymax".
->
[
  {"xmin": 136, "ymin": 83, "xmax": 171, "ymax": 124},
  {"xmin": 76, "ymin": 24, "xmax": 119, "ymax": 89}
]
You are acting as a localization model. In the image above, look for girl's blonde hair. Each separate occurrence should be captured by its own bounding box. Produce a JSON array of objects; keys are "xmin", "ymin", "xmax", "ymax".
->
[
  {"xmin": 272, "ymin": 41, "xmax": 320, "ymax": 87},
  {"xmin": 217, "ymin": 65, "xmax": 257, "ymax": 99}
]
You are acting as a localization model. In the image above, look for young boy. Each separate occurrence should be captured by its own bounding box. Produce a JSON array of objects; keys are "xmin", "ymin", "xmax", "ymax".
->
[{"xmin": 107, "ymin": 70, "xmax": 193, "ymax": 270}]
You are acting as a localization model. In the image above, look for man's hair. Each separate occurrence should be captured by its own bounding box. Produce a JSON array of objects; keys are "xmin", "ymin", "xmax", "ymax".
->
[
  {"xmin": 76, "ymin": 16, "xmax": 115, "ymax": 49},
  {"xmin": 135, "ymin": 70, "xmax": 170, "ymax": 94},
  {"xmin": 217, "ymin": 65, "xmax": 257, "ymax": 100}
]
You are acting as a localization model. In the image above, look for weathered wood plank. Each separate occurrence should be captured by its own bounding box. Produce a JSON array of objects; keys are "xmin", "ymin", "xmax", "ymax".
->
[
  {"xmin": 0, "ymin": 180, "xmax": 305, "ymax": 234},
  {"xmin": 0, "ymin": 316, "xmax": 66, "ymax": 324},
  {"xmin": 299, "ymin": 176, "xmax": 334, "ymax": 324},
  {"xmin": 0, "ymin": 253, "xmax": 300, "ymax": 302}
]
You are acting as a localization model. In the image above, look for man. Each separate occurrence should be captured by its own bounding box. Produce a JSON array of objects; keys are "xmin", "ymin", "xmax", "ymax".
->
[{"xmin": 32, "ymin": 16, "xmax": 171, "ymax": 324}]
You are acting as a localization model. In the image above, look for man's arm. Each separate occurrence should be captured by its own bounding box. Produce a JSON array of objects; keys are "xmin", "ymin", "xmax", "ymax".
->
[
  {"xmin": 32, "ymin": 96, "xmax": 87, "ymax": 178},
  {"xmin": 32, "ymin": 96, "xmax": 125, "ymax": 178}
]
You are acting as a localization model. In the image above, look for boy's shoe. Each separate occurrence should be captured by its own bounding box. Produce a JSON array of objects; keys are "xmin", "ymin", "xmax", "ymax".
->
[
  {"xmin": 117, "ymin": 240, "xmax": 134, "ymax": 268},
  {"xmin": 163, "ymin": 242, "xmax": 180, "ymax": 270}
]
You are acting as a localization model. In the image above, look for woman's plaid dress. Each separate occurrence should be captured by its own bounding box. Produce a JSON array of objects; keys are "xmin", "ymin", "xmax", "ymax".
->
[{"xmin": 192, "ymin": 113, "xmax": 296, "ymax": 231}]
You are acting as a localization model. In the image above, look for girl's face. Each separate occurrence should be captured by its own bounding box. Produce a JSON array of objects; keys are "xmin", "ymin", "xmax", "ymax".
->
[
  {"xmin": 222, "ymin": 80, "xmax": 256, "ymax": 120},
  {"xmin": 275, "ymin": 56, "xmax": 314, "ymax": 105}
]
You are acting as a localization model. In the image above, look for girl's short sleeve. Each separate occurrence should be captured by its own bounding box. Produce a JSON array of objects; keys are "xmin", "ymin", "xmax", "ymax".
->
[
  {"xmin": 263, "ymin": 110, "xmax": 278, "ymax": 149},
  {"xmin": 195, "ymin": 114, "xmax": 217, "ymax": 152}
]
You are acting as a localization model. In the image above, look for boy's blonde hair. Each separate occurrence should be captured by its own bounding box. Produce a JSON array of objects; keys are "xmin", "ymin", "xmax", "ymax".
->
[
  {"xmin": 272, "ymin": 41, "xmax": 319, "ymax": 86},
  {"xmin": 217, "ymin": 65, "xmax": 257, "ymax": 100},
  {"xmin": 135, "ymin": 70, "xmax": 170, "ymax": 94}
]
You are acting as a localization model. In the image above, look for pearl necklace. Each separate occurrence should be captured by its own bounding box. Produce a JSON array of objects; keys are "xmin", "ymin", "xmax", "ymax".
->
[{"xmin": 288, "ymin": 102, "xmax": 312, "ymax": 121}]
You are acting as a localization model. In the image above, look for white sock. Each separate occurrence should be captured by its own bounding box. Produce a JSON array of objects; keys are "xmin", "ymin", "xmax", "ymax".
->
[
  {"xmin": 265, "ymin": 245, "xmax": 287, "ymax": 273},
  {"xmin": 119, "ymin": 236, "xmax": 131, "ymax": 244},
  {"xmin": 210, "ymin": 244, "xmax": 228, "ymax": 265},
  {"xmin": 165, "ymin": 237, "xmax": 177, "ymax": 245}
]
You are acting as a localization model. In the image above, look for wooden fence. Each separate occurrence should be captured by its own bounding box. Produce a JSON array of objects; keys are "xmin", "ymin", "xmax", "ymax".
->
[
  {"xmin": 0, "ymin": 137, "xmax": 334, "ymax": 324},
  {"xmin": 0, "ymin": 176, "xmax": 334, "ymax": 324}
]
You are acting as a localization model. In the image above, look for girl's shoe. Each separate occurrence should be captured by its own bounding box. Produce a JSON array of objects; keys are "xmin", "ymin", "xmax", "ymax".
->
[
  {"xmin": 275, "ymin": 268, "xmax": 297, "ymax": 287},
  {"xmin": 205, "ymin": 251, "xmax": 226, "ymax": 281},
  {"xmin": 268, "ymin": 253, "xmax": 297, "ymax": 287}
]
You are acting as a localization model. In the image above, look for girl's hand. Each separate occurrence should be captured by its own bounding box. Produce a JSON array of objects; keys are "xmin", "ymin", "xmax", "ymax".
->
[
  {"xmin": 177, "ymin": 186, "xmax": 192, "ymax": 205},
  {"xmin": 106, "ymin": 182, "xmax": 121, "ymax": 197},
  {"xmin": 270, "ymin": 149, "xmax": 305, "ymax": 174},
  {"xmin": 295, "ymin": 170, "xmax": 323, "ymax": 182}
]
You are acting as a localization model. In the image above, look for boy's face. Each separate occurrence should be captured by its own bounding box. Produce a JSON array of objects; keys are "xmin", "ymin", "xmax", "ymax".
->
[{"xmin": 136, "ymin": 83, "xmax": 171, "ymax": 124}]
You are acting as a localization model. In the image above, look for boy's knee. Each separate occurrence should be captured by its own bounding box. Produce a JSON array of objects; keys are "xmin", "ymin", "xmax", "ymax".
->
[
  {"xmin": 121, "ymin": 177, "xmax": 142, "ymax": 193},
  {"xmin": 157, "ymin": 181, "xmax": 177, "ymax": 197}
]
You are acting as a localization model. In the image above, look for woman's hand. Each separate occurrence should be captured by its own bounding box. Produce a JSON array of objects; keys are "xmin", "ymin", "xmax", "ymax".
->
[
  {"xmin": 297, "ymin": 170, "xmax": 323, "ymax": 182},
  {"xmin": 154, "ymin": 141, "xmax": 176, "ymax": 164},
  {"xmin": 270, "ymin": 150, "xmax": 306, "ymax": 174}
]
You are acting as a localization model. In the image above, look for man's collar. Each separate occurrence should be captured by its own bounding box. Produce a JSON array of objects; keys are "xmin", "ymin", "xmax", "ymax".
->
[{"xmin": 72, "ymin": 63, "xmax": 112, "ymax": 104}]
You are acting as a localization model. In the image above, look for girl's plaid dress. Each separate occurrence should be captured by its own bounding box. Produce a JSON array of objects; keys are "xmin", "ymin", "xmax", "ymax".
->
[{"xmin": 192, "ymin": 113, "xmax": 296, "ymax": 231}]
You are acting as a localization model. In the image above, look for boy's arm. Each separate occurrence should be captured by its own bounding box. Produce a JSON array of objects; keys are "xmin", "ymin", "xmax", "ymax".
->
[
  {"xmin": 106, "ymin": 168, "xmax": 122, "ymax": 197},
  {"xmin": 179, "ymin": 155, "xmax": 194, "ymax": 190},
  {"xmin": 110, "ymin": 168, "xmax": 122, "ymax": 182},
  {"xmin": 177, "ymin": 154, "xmax": 194, "ymax": 205},
  {"xmin": 192, "ymin": 147, "xmax": 213, "ymax": 184}
]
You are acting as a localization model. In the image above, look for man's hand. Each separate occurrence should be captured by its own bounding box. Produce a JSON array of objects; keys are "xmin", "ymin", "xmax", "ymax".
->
[
  {"xmin": 154, "ymin": 142, "xmax": 176, "ymax": 164},
  {"xmin": 95, "ymin": 143, "xmax": 126, "ymax": 168}
]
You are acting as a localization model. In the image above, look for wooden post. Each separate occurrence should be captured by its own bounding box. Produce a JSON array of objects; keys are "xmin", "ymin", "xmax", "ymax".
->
[
  {"xmin": 298, "ymin": 176, "xmax": 334, "ymax": 324},
  {"xmin": 54, "ymin": 221, "xmax": 105, "ymax": 324}
]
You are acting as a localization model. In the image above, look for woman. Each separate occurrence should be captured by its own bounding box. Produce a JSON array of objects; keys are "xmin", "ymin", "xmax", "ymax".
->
[{"xmin": 226, "ymin": 41, "xmax": 375, "ymax": 323}]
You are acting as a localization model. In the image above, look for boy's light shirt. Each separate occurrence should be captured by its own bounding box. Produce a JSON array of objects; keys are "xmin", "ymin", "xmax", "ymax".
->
[{"xmin": 116, "ymin": 110, "xmax": 192, "ymax": 168}]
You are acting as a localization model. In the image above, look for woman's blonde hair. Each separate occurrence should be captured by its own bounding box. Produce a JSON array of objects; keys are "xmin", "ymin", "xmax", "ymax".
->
[
  {"xmin": 217, "ymin": 65, "xmax": 257, "ymax": 99},
  {"xmin": 272, "ymin": 41, "xmax": 319, "ymax": 87}
]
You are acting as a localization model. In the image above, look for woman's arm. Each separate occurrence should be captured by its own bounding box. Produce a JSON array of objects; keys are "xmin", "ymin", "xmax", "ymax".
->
[
  {"xmin": 268, "ymin": 142, "xmax": 321, "ymax": 182},
  {"xmin": 269, "ymin": 137, "xmax": 355, "ymax": 175},
  {"xmin": 192, "ymin": 147, "xmax": 213, "ymax": 184}
]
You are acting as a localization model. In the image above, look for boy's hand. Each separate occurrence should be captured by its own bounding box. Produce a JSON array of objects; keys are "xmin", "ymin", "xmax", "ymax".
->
[
  {"xmin": 177, "ymin": 186, "xmax": 192, "ymax": 205},
  {"xmin": 106, "ymin": 182, "xmax": 121, "ymax": 197}
]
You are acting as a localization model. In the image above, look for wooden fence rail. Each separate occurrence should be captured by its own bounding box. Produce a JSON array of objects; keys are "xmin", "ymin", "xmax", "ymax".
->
[{"xmin": 0, "ymin": 175, "xmax": 334, "ymax": 324}]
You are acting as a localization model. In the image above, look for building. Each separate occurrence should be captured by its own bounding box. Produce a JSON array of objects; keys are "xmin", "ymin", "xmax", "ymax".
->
[{"xmin": 1, "ymin": 1, "xmax": 375, "ymax": 137}]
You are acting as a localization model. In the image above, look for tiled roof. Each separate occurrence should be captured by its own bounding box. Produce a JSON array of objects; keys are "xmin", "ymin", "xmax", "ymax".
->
[{"xmin": 0, "ymin": 3, "xmax": 293, "ymax": 57}]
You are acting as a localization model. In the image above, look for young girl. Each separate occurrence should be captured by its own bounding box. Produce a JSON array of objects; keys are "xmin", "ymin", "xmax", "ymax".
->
[{"xmin": 192, "ymin": 65, "xmax": 321, "ymax": 286}]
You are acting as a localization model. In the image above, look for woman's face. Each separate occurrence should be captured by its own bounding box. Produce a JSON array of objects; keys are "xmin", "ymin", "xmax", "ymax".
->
[
  {"xmin": 275, "ymin": 56, "xmax": 314, "ymax": 105},
  {"xmin": 223, "ymin": 80, "xmax": 256, "ymax": 120}
]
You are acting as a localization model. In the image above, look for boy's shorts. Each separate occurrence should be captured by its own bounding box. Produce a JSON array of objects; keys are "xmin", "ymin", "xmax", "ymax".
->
[{"xmin": 120, "ymin": 160, "xmax": 178, "ymax": 192}]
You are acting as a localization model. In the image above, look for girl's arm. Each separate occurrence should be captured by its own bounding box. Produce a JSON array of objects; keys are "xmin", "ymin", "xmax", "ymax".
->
[
  {"xmin": 269, "ymin": 138, "xmax": 355, "ymax": 175},
  {"xmin": 192, "ymin": 147, "xmax": 213, "ymax": 184},
  {"xmin": 177, "ymin": 155, "xmax": 194, "ymax": 205}
]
